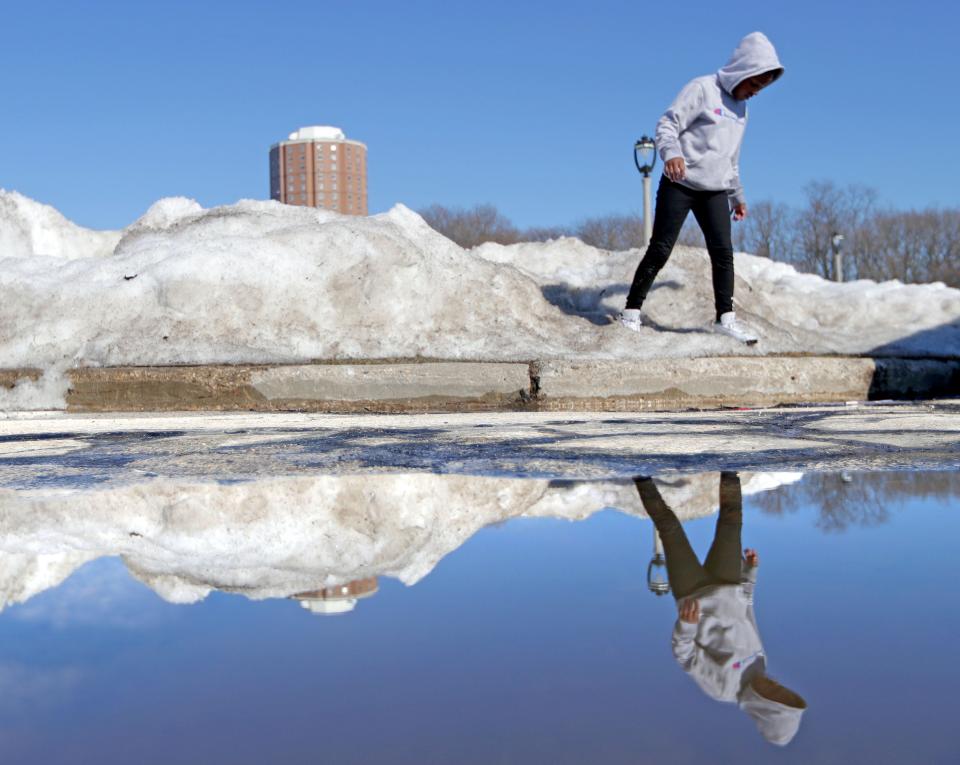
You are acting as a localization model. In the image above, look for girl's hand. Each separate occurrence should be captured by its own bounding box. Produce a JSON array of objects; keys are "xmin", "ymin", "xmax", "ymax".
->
[
  {"xmin": 665, "ymin": 157, "xmax": 686, "ymax": 182},
  {"xmin": 732, "ymin": 203, "xmax": 748, "ymax": 221},
  {"xmin": 679, "ymin": 598, "xmax": 700, "ymax": 624},
  {"xmin": 744, "ymin": 548, "xmax": 760, "ymax": 567}
]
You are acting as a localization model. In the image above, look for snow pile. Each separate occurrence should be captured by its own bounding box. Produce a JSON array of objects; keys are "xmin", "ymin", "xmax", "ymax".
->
[
  {"xmin": 473, "ymin": 239, "xmax": 960, "ymax": 357},
  {"xmin": 0, "ymin": 471, "xmax": 798, "ymax": 609},
  {"xmin": 0, "ymin": 190, "xmax": 120, "ymax": 260},
  {"xmin": 0, "ymin": 551, "xmax": 98, "ymax": 609},
  {"xmin": 1, "ymin": 197, "xmax": 583, "ymax": 368},
  {"xmin": 3, "ymin": 192, "xmax": 960, "ymax": 375}
]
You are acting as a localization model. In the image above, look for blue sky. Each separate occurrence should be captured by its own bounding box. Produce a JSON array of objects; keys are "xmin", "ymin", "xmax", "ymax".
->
[{"xmin": 1, "ymin": 0, "xmax": 956, "ymax": 230}]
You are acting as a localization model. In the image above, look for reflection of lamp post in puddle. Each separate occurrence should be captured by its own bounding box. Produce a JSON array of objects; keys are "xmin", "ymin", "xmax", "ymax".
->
[
  {"xmin": 647, "ymin": 527, "xmax": 670, "ymax": 596},
  {"xmin": 291, "ymin": 577, "xmax": 379, "ymax": 615}
]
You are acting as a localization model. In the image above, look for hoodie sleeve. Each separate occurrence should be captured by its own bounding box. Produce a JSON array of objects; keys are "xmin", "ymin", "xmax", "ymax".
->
[
  {"xmin": 727, "ymin": 122, "xmax": 747, "ymax": 208},
  {"xmin": 671, "ymin": 618, "xmax": 699, "ymax": 669},
  {"xmin": 656, "ymin": 80, "xmax": 705, "ymax": 163},
  {"xmin": 741, "ymin": 559, "xmax": 758, "ymax": 603}
]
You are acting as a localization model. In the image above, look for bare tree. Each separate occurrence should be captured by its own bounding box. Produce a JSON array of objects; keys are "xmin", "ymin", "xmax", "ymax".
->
[
  {"xmin": 420, "ymin": 193, "xmax": 960, "ymax": 289},
  {"xmin": 794, "ymin": 181, "xmax": 877, "ymax": 279},
  {"xmin": 419, "ymin": 203, "xmax": 520, "ymax": 248},
  {"xmin": 751, "ymin": 471, "xmax": 960, "ymax": 532},
  {"xmin": 574, "ymin": 214, "xmax": 645, "ymax": 251},
  {"xmin": 521, "ymin": 225, "xmax": 573, "ymax": 243},
  {"xmin": 732, "ymin": 200, "xmax": 795, "ymax": 260},
  {"xmin": 677, "ymin": 220, "xmax": 705, "ymax": 248},
  {"xmin": 858, "ymin": 209, "xmax": 960, "ymax": 287}
]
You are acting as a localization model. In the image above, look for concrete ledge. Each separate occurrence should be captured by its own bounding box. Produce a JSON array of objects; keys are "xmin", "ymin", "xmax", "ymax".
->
[
  {"xmin": 248, "ymin": 362, "xmax": 531, "ymax": 409},
  {"xmin": 537, "ymin": 357, "xmax": 879, "ymax": 410},
  {"xmin": 59, "ymin": 362, "xmax": 532, "ymax": 413},
  {"xmin": 2, "ymin": 357, "xmax": 958, "ymax": 413}
]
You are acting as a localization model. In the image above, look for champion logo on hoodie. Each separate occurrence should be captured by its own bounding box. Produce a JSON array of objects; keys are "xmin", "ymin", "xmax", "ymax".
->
[
  {"xmin": 732, "ymin": 650, "xmax": 765, "ymax": 670},
  {"xmin": 713, "ymin": 107, "xmax": 738, "ymax": 120}
]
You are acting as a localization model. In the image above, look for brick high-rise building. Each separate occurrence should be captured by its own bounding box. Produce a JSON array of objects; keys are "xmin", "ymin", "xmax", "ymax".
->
[{"xmin": 269, "ymin": 126, "xmax": 367, "ymax": 215}]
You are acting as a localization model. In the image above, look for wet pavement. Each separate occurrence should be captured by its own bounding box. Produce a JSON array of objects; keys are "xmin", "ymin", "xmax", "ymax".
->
[
  {"xmin": 2, "ymin": 402, "xmax": 960, "ymax": 489},
  {"xmin": 1, "ymin": 406, "xmax": 959, "ymax": 763}
]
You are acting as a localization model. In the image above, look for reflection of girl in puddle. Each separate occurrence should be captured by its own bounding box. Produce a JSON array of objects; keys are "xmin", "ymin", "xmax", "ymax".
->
[{"xmin": 635, "ymin": 472, "xmax": 807, "ymax": 746}]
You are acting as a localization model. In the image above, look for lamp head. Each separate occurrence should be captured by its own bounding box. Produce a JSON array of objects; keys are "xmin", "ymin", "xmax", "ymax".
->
[
  {"xmin": 634, "ymin": 136, "xmax": 657, "ymax": 176},
  {"xmin": 647, "ymin": 554, "xmax": 670, "ymax": 596}
]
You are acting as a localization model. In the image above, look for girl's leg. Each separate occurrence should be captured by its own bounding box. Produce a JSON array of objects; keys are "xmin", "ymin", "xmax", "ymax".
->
[
  {"xmin": 690, "ymin": 191, "xmax": 734, "ymax": 320},
  {"xmin": 703, "ymin": 471, "xmax": 745, "ymax": 584},
  {"xmin": 625, "ymin": 178, "xmax": 696, "ymax": 310},
  {"xmin": 634, "ymin": 477, "xmax": 712, "ymax": 599}
]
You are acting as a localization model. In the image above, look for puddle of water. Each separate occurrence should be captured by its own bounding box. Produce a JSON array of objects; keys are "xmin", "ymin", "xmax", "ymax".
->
[{"xmin": 0, "ymin": 470, "xmax": 958, "ymax": 764}]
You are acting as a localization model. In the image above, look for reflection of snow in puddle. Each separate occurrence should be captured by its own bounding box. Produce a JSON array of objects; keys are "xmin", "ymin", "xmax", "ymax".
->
[{"xmin": 0, "ymin": 472, "xmax": 800, "ymax": 614}]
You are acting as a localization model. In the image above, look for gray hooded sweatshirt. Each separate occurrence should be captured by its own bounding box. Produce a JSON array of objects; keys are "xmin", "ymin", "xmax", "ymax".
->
[
  {"xmin": 655, "ymin": 32, "xmax": 784, "ymax": 207},
  {"xmin": 671, "ymin": 565, "xmax": 805, "ymax": 746}
]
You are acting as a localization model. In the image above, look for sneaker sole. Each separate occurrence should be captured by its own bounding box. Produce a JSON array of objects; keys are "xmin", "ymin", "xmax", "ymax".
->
[{"xmin": 714, "ymin": 328, "xmax": 759, "ymax": 345}]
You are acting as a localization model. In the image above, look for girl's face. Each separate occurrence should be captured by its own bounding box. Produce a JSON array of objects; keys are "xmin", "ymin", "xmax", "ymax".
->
[{"xmin": 733, "ymin": 71, "xmax": 777, "ymax": 101}]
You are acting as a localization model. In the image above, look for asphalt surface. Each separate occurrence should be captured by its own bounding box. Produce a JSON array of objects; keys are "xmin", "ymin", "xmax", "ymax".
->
[{"xmin": 2, "ymin": 401, "xmax": 959, "ymax": 489}]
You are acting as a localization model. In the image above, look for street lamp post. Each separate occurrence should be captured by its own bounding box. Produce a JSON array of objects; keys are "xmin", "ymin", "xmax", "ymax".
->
[
  {"xmin": 634, "ymin": 136, "xmax": 657, "ymax": 248},
  {"xmin": 646, "ymin": 525, "xmax": 670, "ymax": 597},
  {"xmin": 831, "ymin": 232, "xmax": 845, "ymax": 283}
]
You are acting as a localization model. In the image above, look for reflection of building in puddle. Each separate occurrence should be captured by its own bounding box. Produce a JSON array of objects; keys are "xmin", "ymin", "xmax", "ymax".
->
[{"xmin": 291, "ymin": 577, "xmax": 379, "ymax": 615}]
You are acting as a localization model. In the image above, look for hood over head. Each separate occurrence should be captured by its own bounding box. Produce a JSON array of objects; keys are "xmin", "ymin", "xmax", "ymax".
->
[
  {"xmin": 717, "ymin": 32, "xmax": 784, "ymax": 95},
  {"xmin": 738, "ymin": 682, "xmax": 806, "ymax": 746}
]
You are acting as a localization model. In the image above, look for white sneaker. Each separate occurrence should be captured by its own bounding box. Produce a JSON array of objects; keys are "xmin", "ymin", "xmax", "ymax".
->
[
  {"xmin": 714, "ymin": 311, "xmax": 758, "ymax": 345},
  {"xmin": 618, "ymin": 308, "xmax": 643, "ymax": 332}
]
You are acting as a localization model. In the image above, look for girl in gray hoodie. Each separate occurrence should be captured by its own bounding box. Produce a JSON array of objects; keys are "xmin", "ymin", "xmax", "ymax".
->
[
  {"xmin": 621, "ymin": 32, "xmax": 784, "ymax": 344},
  {"xmin": 635, "ymin": 472, "xmax": 807, "ymax": 746}
]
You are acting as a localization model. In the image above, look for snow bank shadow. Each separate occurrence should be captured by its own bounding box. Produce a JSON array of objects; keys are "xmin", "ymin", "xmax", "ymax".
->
[
  {"xmin": 541, "ymin": 280, "xmax": 683, "ymax": 325},
  {"xmin": 541, "ymin": 284, "xmax": 616, "ymax": 325},
  {"xmin": 642, "ymin": 319, "xmax": 712, "ymax": 336},
  {"xmin": 868, "ymin": 318, "xmax": 960, "ymax": 359},
  {"xmin": 867, "ymin": 319, "xmax": 960, "ymax": 398}
]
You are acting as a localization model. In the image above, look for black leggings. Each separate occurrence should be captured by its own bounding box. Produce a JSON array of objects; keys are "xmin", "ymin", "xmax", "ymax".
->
[
  {"xmin": 636, "ymin": 472, "xmax": 743, "ymax": 600},
  {"xmin": 626, "ymin": 176, "xmax": 734, "ymax": 320}
]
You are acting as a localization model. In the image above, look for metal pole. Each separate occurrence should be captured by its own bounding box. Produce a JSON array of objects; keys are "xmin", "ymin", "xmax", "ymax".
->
[
  {"xmin": 634, "ymin": 137, "xmax": 657, "ymax": 249},
  {"xmin": 831, "ymin": 233, "xmax": 845, "ymax": 283},
  {"xmin": 642, "ymin": 174, "xmax": 652, "ymax": 248}
]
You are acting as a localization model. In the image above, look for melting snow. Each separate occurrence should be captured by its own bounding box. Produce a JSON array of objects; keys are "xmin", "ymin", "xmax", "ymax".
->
[{"xmin": 2, "ymin": 190, "xmax": 958, "ymax": 380}]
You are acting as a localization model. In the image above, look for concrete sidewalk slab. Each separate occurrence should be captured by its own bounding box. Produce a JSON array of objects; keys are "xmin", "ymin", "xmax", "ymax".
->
[
  {"xmin": 537, "ymin": 357, "xmax": 960, "ymax": 410},
  {"xmin": 248, "ymin": 362, "xmax": 531, "ymax": 407},
  {"xmin": 58, "ymin": 362, "xmax": 532, "ymax": 413},
  {"xmin": 2, "ymin": 356, "xmax": 958, "ymax": 413},
  {"xmin": 538, "ymin": 357, "xmax": 872, "ymax": 409}
]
